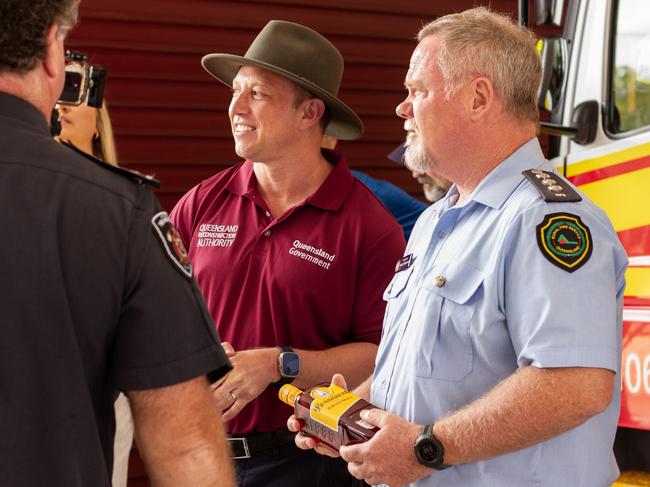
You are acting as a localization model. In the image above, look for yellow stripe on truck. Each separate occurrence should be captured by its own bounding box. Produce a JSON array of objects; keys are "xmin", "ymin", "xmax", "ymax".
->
[
  {"xmin": 577, "ymin": 168, "xmax": 650, "ymax": 233},
  {"xmin": 567, "ymin": 142, "xmax": 650, "ymax": 177},
  {"xmin": 612, "ymin": 470, "xmax": 650, "ymax": 486}
]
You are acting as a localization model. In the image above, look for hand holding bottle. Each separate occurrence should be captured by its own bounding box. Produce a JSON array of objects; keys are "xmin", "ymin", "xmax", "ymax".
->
[{"xmin": 282, "ymin": 373, "xmax": 379, "ymax": 454}]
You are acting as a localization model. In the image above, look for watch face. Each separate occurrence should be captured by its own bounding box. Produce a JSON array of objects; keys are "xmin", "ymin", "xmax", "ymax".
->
[
  {"xmin": 417, "ymin": 438, "xmax": 439, "ymax": 463},
  {"xmin": 281, "ymin": 352, "xmax": 300, "ymax": 377}
]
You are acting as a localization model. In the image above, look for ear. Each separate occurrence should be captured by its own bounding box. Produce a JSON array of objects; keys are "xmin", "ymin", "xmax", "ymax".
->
[
  {"xmin": 42, "ymin": 25, "xmax": 66, "ymax": 99},
  {"xmin": 43, "ymin": 25, "xmax": 65, "ymax": 78},
  {"xmin": 468, "ymin": 76, "xmax": 494, "ymax": 121},
  {"xmin": 298, "ymin": 97, "xmax": 326, "ymax": 130}
]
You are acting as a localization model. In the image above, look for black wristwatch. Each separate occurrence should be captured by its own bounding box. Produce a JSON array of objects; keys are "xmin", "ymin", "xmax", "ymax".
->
[
  {"xmin": 272, "ymin": 346, "xmax": 300, "ymax": 387},
  {"xmin": 414, "ymin": 424, "xmax": 450, "ymax": 470}
]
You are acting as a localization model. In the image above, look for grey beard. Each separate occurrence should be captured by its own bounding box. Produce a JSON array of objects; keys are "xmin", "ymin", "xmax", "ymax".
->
[{"xmin": 404, "ymin": 140, "xmax": 434, "ymax": 174}]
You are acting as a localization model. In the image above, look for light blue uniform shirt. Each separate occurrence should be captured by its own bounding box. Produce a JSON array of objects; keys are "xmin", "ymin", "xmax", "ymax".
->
[{"xmin": 371, "ymin": 138, "xmax": 628, "ymax": 487}]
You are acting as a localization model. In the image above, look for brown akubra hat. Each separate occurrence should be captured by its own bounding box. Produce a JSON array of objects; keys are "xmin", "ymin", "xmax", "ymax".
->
[{"xmin": 201, "ymin": 20, "xmax": 363, "ymax": 140}]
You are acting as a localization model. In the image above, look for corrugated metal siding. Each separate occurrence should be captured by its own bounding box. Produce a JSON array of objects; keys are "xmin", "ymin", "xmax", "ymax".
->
[{"xmin": 67, "ymin": 0, "xmax": 522, "ymax": 211}]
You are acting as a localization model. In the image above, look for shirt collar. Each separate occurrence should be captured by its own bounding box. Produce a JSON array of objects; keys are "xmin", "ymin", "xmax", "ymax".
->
[
  {"xmin": 0, "ymin": 92, "xmax": 51, "ymax": 137},
  {"xmin": 225, "ymin": 159, "xmax": 255, "ymax": 196},
  {"xmin": 224, "ymin": 149, "xmax": 353, "ymax": 212},
  {"xmin": 306, "ymin": 149, "xmax": 353, "ymax": 211},
  {"xmin": 468, "ymin": 137, "xmax": 549, "ymax": 209}
]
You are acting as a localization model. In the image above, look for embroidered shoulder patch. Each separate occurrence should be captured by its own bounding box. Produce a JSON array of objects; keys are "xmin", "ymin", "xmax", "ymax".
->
[
  {"xmin": 536, "ymin": 212, "xmax": 592, "ymax": 273},
  {"xmin": 151, "ymin": 211, "xmax": 192, "ymax": 279}
]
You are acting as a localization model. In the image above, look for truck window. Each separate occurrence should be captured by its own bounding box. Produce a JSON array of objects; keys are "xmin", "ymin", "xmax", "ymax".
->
[{"xmin": 610, "ymin": 0, "xmax": 650, "ymax": 133}]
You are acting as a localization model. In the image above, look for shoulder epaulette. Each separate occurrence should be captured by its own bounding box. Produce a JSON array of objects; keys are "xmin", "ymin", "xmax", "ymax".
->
[
  {"xmin": 522, "ymin": 169, "xmax": 581, "ymax": 203},
  {"xmin": 62, "ymin": 141, "xmax": 160, "ymax": 188}
]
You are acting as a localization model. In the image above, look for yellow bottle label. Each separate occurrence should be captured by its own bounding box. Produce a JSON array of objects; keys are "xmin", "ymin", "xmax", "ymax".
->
[{"xmin": 308, "ymin": 384, "xmax": 360, "ymax": 431}]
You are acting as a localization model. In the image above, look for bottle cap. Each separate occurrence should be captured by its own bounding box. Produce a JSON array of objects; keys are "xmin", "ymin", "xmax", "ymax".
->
[{"xmin": 279, "ymin": 384, "xmax": 302, "ymax": 406}]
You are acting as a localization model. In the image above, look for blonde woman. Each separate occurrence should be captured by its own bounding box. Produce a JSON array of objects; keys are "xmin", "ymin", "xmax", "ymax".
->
[
  {"xmin": 56, "ymin": 100, "xmax": 118, "ymax": 164},
  {"xmin": 56, "ymin": 99, "xmax": 134, "ymax": 487}
]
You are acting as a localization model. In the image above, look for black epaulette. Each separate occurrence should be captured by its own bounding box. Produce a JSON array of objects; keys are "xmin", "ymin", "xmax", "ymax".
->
[
  {"xmin": 62, "ymin": 141, "xmax": 160, "ymax": 188},
  {"xmin": 522, "ymin": 169, "xmax": 581, "ymax": 203}
]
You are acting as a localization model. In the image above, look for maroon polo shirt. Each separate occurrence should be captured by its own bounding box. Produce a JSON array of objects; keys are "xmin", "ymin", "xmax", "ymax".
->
[{"xmin": 171, "ymin": 150, "xmax": 405, "ymax": 433}]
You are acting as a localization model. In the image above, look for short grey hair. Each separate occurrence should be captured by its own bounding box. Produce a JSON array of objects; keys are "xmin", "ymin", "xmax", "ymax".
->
[
  {"xmin": 55, "ymin": 0, "xmax": 80, "ymax": 39},
  {"xmin": 418, "ymin": 7, "xmax": 541, "ymax": 123}
]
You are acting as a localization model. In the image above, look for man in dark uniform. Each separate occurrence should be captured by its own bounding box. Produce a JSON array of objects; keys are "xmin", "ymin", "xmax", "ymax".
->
[{"xmin": 0, "ymin": 1, "xmax": 235, "ymax": 486}]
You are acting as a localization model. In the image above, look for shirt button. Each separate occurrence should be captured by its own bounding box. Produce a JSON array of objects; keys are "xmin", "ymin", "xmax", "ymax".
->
[
  {"xmin": 264, "ymin": 230, "xmax": 271, "ymax": 237},
  {"xmin": 265, "ymin": 211, "xmax": 271, "ymax": 217},
  {"xmin": 434, "ymin": 276, "xmax": 446, "ymax": 287}
]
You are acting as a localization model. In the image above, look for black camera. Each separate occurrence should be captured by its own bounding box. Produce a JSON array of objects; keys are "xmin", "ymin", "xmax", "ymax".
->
[{"xmin": 58, "ymin": 50, "xmax": 107, "ymax": 108}]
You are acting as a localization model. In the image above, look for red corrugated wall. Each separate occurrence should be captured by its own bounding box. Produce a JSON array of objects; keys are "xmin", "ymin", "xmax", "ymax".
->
[
  {"xmin": 64, "ymin": 1, "xmax": 553, "ymax": 484},
  {"xmin": 67, "ymin": 0, "xmax": 524, "ymax": 212}
]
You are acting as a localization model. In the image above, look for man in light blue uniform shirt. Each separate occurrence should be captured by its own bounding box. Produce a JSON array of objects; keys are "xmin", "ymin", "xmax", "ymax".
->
[
  {"xmin": 369, "ymin": 136, "xmax": 626, "ymax": 486},
  {"xmin": 290, "ymin": 7, "xmax": 627, "ymax": 487}
]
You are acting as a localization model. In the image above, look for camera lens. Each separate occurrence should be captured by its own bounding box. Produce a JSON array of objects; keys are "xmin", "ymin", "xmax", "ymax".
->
[{"xmin": 59, "ymin": 72, "xmax": 83, "ymax": 103}]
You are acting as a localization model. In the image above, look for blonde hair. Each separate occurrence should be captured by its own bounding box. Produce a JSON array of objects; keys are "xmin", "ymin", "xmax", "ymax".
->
[
  {"xmin": 417, "ymin": 7, "xmax": 541, "ymax": 123},
  {"xmin": 93, "ymin": 101, "xmax": 118, "ymax": 165}
]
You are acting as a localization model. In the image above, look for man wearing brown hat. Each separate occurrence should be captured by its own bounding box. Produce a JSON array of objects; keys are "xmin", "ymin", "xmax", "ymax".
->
[{"xmin": 170, "ymin": 20, "xmax": 405, "ymax": 486}]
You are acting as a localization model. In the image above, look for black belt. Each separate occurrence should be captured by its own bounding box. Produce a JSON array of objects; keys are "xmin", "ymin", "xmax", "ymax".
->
[{"xmin": 228, "ymin": 429, "xmax": 296, "ymax": 459}]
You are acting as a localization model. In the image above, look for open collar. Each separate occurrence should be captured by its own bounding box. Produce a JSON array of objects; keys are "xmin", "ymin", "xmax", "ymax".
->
[{"xmin": 225, "ymin": 149, "xmax": 354, "ymax": 212}]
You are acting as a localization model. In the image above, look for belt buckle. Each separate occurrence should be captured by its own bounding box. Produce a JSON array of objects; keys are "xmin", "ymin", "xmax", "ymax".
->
[{"xmin": 229, "ymin": 437, "xmax": 251, "ymax": 459}]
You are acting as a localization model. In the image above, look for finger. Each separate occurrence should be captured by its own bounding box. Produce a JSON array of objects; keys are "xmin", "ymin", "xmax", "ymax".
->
[
  {"xmin": 294, "ymin": 432, "xmax": 317, "ymax": 450},
  {"xmin": 210, "ymin": 368, "xmax": 233, "ymax": 391},
  {"xmin": 347, "ymin": 461, "xmax": 365, "ymax": 481},
  {"xmin": 359, "ymin": 408, "xmax": 388, "ymax": 428},
  {"xmin": 330, "ymin": 373, "xmax": 348, "ymax": 390},
  {"xmin": 287, "ymin": 416, "xmax": 303, "ymax": 433},
  {"xmin": 221, "ymin": 342, "xmax": 236, "ymax": 356},
  {"xmin": 212, "ymin": 390, "xmax": 234, "ymax": 412},
  {"xmin": 221, "ymin": 397, "xmax": 247, "ymax": 422},
  {"xmin": 339, "ymin": 443, "xmax": 363, "ymax": 463},
  {"xmin": 210, "ymin": 376, "xmax": 227, "ymax": 391},
  {"xmin": 314, "ymin": 443, "xmax": 340, "ymax": 458},
  {"xmin": 293, "ymin": 431, "xmax": 340, "ymax": 457}
]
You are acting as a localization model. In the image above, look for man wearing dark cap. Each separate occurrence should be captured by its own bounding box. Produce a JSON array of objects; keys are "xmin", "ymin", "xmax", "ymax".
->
[
  {"xmin": 0, "ymin": 0, "xmax": 235, "ymax": 486},
  {"xmin": 171, "ymin": 20, "xmax": 405, "ymax": 486}
]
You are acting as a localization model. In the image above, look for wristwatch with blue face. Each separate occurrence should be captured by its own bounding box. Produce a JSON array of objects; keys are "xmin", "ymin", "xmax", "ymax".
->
[
  {"xmin": 273, "ymin": 346, "xmax": 300, "ymax": 387},
  {"xmin": 414, "ymin": 424, "xmax": 450, "ymax": 470}
]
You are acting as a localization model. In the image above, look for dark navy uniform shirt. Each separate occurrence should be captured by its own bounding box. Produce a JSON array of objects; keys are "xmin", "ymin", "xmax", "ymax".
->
[{"xmin": 0, "ymin": 92, "xmax": 231, "ymax": 486}]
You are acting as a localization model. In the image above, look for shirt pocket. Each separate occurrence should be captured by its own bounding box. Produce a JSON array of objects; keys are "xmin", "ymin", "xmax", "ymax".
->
[
  {"xmin": 383, "ymin": 265, "xmax": 414, "ymax": 301},
  {"xmin": 415, "ymin": 263, "xmax": 484, "ymax": 381}
]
